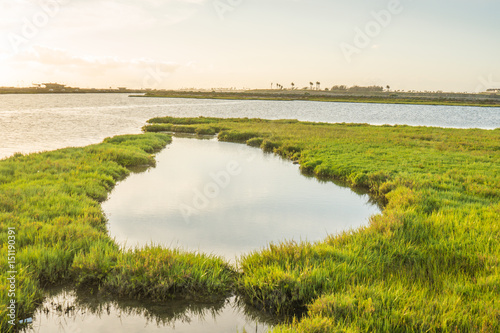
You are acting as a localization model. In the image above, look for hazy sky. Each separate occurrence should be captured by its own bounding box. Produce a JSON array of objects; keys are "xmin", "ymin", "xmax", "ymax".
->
[{"xmin": 1, "ymin": 0, "xmax": 499, "ymax": 92}]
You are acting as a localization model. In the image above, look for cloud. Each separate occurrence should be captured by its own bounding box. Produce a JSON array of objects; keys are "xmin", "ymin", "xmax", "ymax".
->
[
  {"xmin": 5, "ymin": 45, "xmax": 181, "ymax": 87},
  {"xmin": 0, "ymin": 0, "xmax": 207, "ymax": 35},
  {"xmin": 16, "ymin": 45, "xmax": 177, "ymax": 70}
]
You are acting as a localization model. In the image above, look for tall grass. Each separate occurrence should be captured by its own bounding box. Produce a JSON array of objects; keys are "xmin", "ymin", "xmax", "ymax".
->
[
  {"xmin": 72, "ymin": 245, "xmax": 234, "ymax": 300},
  {"xmin": 145, "ymin": 117, "xmax": 500, "ymax": 332}
]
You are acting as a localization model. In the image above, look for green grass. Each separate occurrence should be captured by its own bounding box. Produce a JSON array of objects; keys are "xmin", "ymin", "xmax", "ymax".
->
[
  {"xmin": 0, "ymin": 133, "xmax": 234, "ymax": 332},
  {"xmin": 72, "ymin": 244, "xmax": 234, "ymax": 300},
  {"xmin": 144, "ymin": 117, "xmax": 500, "ymax": 332},
  {"xmin": 1, "ymin": 117, "xmax": 499, "ymax": 332}
]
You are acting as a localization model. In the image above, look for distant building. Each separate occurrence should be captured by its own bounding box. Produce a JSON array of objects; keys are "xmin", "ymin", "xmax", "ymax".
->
[
  {"xmin": 486, "ymin": 88, "xmax": 500, "ymax": 93},
  {"xmin": 42, "ymin": 83, "xmax": 66, "ymax": 91},
  {"xmin": 117, "ymin": 87, "xmax": 127, "ymax": 91}
]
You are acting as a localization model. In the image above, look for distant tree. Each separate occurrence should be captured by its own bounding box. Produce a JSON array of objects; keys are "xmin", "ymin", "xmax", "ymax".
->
[
  {"xmin": 271, "ymin": 83, "xmax": 273, "ymax": 89},
  {"xmin": 349, "ymin": 85, "xmax": 384, "ymax": 93},
  {"xmin": 331, "ymin": 85, "xmax": 347, "ymax": 91},
  {"xmin": 386, "ymin": 85, "xmax": 391, "ymax": 91},
  {"xmin": 291, "ymin": 82, "xmax": 295, "ymax": 90},
  {"xmin": 316, "ymin": 82, "xmax": 321, "ymax": 90},
  {"xmin": 309, "ymin": 82, "xmax": 313, "ymax": 90}
]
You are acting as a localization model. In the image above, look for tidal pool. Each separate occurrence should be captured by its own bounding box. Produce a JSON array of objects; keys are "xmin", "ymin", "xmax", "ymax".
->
[{"xmin": 103, "ymin": 135, "xmax": 381, "ymax": 260}]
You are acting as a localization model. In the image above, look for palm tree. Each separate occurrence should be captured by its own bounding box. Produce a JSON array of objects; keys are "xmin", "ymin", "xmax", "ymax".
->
[
  {"xmin": 316, "ymin": 82, "xmax": 321, "ymax": 90},
  {"xmin": 271, "ymin": 83, "xmax": 273, "ymax": 90},
  {"xmin": 291, "ymin": 82, "xmax": 295, "ymax": 90},
  {"xmin": 309, "ymin": 82, "xmax": 313, "ymax": 90},
  {"xmin": 386, "ymin": 85, "xmax": 391, "ymax": 91}
]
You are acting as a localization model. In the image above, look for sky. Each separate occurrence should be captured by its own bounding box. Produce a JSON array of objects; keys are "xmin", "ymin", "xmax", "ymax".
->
[{"xmin": 0, "ymin": 0, "xmax": 499, "ymax": 92}]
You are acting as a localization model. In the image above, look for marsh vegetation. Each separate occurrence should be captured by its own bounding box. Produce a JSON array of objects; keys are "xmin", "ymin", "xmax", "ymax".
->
[
  {"xmin": 0, "ymin": 133, "xmax": 234, "ymax": 331},
  {"xmin": 145, "ymin": 117, "xmax": 500, "ymax": 332},
  {"xmin": 1, "ymin": 117, "xmax": 499, "ymax": 332},
  {"xmin": 138, "ymin": 90, "xmax": 500, "ymax": 107}
]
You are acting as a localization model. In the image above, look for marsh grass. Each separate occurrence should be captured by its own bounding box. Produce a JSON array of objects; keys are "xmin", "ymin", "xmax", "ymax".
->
[
  {"xmin": 0, "ymin": 133, "xmax": 235, "ymax": 332},
  {"xmin": 1, "ymin": 117, "xmax": 498, "ymax": 332},
  {"xmin": 144, "ymin": 117, "xmax": 500, "ymax": 332},
  {"xmin": 72, "ymin": 245, "xmax": 235, "ymax": 300}
]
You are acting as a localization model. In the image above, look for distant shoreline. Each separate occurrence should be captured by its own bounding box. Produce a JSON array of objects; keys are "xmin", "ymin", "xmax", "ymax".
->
[
  {"xmin": 133, "ymin": 90, "xmax": 500, "ymax": 108},
  {"xmin": 0, "ymin": 89, "xmax": 142, "ymax": 95}
]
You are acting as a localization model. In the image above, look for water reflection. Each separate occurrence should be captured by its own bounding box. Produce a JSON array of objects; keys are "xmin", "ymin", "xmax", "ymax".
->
[
  {"xmin": 25, "ymin": 287, "xmax": 276, "ymax": 333},
  {"xmin": 102, "ymin": 136, "xmax": 381, "ymax": 260}
]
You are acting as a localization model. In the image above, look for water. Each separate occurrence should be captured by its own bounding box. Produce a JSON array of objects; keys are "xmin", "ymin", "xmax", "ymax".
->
[
  {"xmin": 1, "ymin": 93, "xmax": 499, "ymax": 160},
  {"xmin": 25, "ymin": 288, "xmax": 275, "ymax": 333},
  {"xmin": 102, "ymin": 136, "xmax": 381, "ymax": 260}
]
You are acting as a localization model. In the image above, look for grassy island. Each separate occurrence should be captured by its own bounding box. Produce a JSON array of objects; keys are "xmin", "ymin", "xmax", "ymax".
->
[
  {"xmin": 135, "ymin": 90, "xmax": 500, "ymax": 107},
  {"xmin": 144, "ymin": 117, "xmax": 500, "ymax": 332},
  {"xmin": 1, "ymin": 117, "xmax": 499, "ymax": 332}
]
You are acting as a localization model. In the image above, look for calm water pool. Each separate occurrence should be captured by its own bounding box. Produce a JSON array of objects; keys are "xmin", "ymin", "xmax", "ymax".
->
[{"xmin": 102, "ymin": 136, "xmax": 381, "ymax": 260}]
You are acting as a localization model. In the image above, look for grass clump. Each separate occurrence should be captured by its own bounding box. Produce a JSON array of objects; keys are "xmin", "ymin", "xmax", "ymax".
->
[
  {"xmin": 246, "ymin": 137, "xmax": 264, "ymax": 147},
  {"xmin": 219, "ymin": 130, "xmax": 260, "ymax": 143},
  {"xmin": 101, "ymin": 246, "xmax": 234, "ymax": 300},
  {"xmin": 72, "ymin": 244, "xmax": 235, "ymax": 301},
  {"xmin": 149, "ymin": 116, "xmax": 500, "ymax": 332},
  {"xmin": 147, "ymin": 116, "xmax": 221, "ymax": 125},
  {"xmin": 142, "ymin": 118, "xmax": 224, "ymax": 136}
]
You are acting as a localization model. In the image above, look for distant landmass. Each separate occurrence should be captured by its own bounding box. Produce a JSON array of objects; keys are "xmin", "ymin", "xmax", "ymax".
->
[
  {"xmin": 3, "ymin": 83, "xmax": 499, "ymax": 107},
  {"xmin": 0, "ymin": 83, "xmax": 142, "ymax": 94},
  {"xmin": 134, "ymin": 88, "xmax": 500, "ymax": 108}
]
